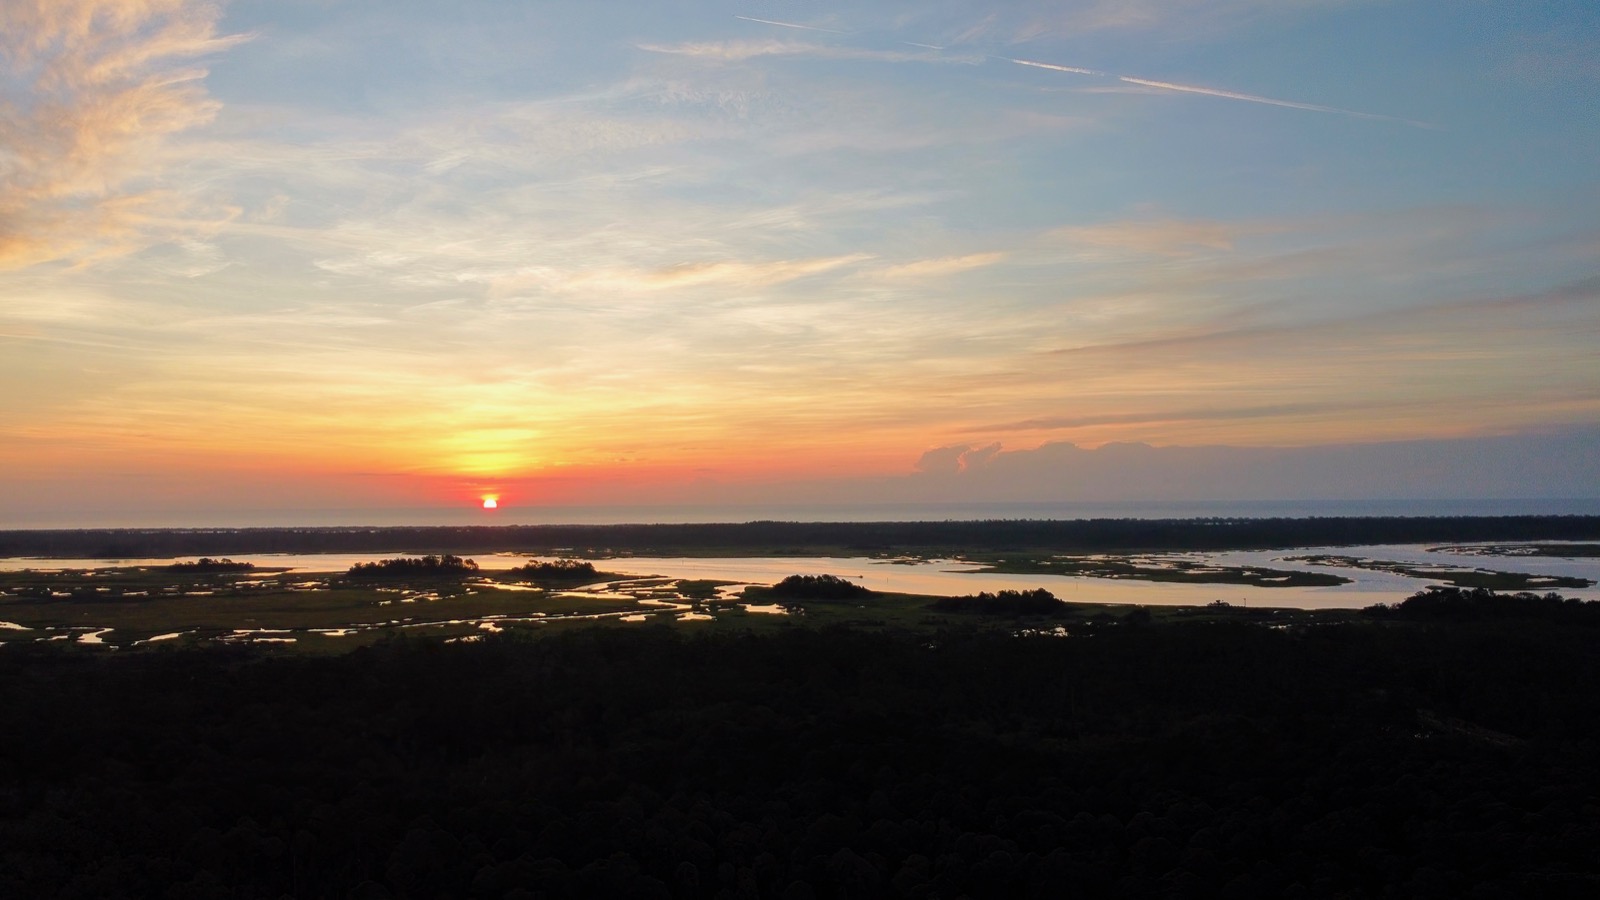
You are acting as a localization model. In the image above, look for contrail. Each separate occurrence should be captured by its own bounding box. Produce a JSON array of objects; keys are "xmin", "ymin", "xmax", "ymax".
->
[
  {"xmin": 1116, "ymin": 75, "xmax": 1404, "ymax": 122},
  {"xmin": 736, "ymin": 17, "xmax": 1429, "ymax": 127},
  {"xmin": 732, "ymin": 15, "xmax": 849, "ymax": 35},
  {"xmin": 1003, "ymin": 56, "xmax": 1104, "ymax": 77},
  {"xmin": 1007, "ymin": 56, "xmax": 1426, "ymax": 126}
]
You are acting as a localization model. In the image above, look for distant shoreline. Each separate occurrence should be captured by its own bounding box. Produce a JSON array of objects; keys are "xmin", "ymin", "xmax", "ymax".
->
[
  {"xmin": 3, "ymin": 515, "xmax": 1599, "ymax": 560},
  {"xmin": 7, "ymin": 498, "xmax": 1599, "ymax": 531}
]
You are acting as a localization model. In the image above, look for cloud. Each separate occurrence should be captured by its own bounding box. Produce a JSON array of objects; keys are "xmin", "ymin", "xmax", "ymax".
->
[
  {"xmin": 914, "ymin": 445, "xmax": 966, "ymax": 474},
  {"xmin": 0, "ymin": 0, "xmax": 247, "ymax": 269},
  {"xmin": 1050, "ymin": 218, "xmax": 1247, "ymax": 256},
  {"xmin": 915, "ymin": 442, "xmax": 1000, "ymax": 474},
  {"xmin": 962, "ymin": 402, "xmax": 1365, "ymax": 433},
  {"xmin": 892, "ymin": 429, "xmax": 1600, "ymax": 504},
  {"xmin": 570, "ymin": 254, "xmax": 875, "ymax": 293},
  {"xmin": 877, "ymin": 252, "xmax": 1008, "ymax": 279}
]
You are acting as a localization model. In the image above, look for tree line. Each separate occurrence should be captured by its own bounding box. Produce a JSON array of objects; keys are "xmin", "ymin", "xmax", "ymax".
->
[
  {"xmin": 3, "ymin": 603, "xmax": 1598, "ymax": 897},
  {"xmin": 4, "ymin": 515, "xmax": 1599, "ymax": 559},
  {"xmin": 346, "ymin": 555, "xmax": 479, "ymax": 578}
]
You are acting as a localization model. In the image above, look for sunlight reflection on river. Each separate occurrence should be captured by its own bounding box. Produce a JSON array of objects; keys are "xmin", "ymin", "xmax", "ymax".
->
[{"xmin": 2, "ymin": 544, "xmax": 1595, "ymax": 610}]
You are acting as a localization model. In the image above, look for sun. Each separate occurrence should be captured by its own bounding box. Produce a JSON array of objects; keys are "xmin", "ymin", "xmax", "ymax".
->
[{"xmin": 481, "ymin": 496, "xmax": 499, "ymax": 510}]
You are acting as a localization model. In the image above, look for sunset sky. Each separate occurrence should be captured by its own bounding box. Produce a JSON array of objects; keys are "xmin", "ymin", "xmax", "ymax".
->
[{"xmin": 3, "ymin": 0, "xmax": 1597, "ymax": 525}]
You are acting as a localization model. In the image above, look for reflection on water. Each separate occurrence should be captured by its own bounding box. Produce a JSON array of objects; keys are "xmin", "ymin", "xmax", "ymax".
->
[
  {"xmin": 0, "ymin": 551, "xmax": 547, "ymax": 574},
  {"xmin": 603, "ymin": 556, "xmax": 1382, "ymax": 609},
  {"xmin": 556, "ymin": 589, "xmax": 644, "ymax": 602},
  {"xmin": 7, "ymin": 544, "xmax": 1595, "ymax": 610},
  {"xmin": 6, "ymin": 544, "xmax": 1598, "ymax": 651},
  {"xmin": 612, "ymin": 548, "xmax": 1600, "ymax": 609},
  {"xmin": 222, "ymin": 628, "xmax": 295, "ymax": 644},
  {"xmin": 1207, "ymin": 544, "xmax": 1600, "ymax": 602}
]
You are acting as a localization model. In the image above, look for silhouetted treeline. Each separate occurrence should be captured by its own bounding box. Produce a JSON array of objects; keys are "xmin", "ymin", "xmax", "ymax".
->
[
  {"xmin": 767, "ymin": 574, "xmax": 874, "ymax": 601},
  {"xmin": 166, "ymin": 557, "xmax": 254, "ymax": 572},
  {"xmin": 931, "ymin": 588, "xmax": 1066, "ymax": 616},
  {"xmin": 3, "ymin": 619, "xmax": 1599, "ymax": 897},
  {"xmin": 1366, "ymin": 585, "xmax": 1600, "ymax": 625},
  {"xmin": 346, "ymin": 555, "xmax": 479, "ymax": 578},
  {"xmin": 509, "ymin": 559, "xmax": 599, "ymax": 580},
  {"xmin": 4, "ymin": 515, "xmax": 1599, "ymax": 559}
]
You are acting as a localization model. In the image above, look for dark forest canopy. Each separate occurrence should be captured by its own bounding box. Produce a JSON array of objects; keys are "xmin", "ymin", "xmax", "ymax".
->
[
  {"xmin": 1366, "ymin": 585, "xmax": 1600, "ymax": 625},
  {"xmin": 4, "ymin": 619, "xmax": 1600, "ymax": 897},
  {"xmin": 4, "ymin": 515, "xmax": 1599, "ymax": 559}
]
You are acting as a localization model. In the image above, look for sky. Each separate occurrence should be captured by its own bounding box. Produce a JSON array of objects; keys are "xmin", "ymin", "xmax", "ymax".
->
[{"xmin": 2, "ymin": 0, "xmax": 1597, "ymax": 526}]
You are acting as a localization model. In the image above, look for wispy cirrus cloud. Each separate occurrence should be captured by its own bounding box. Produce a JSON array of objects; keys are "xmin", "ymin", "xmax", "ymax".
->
[
  {"xmin": 565, "ymin": 254, "xmax": 874, "ymax": 293},
  {"xmin": 0, "ymin": 0, "xmax": 249, "ymax": 269},
  {"xmin": 876, "ymin": 252, "xmax": 1009, "ymax": 279},
  {"xmin": 1050, "ymin": 217, "xmax": 1250, "ymax": 256},
  {"xmin": 961, "ymin": 401, "xmax": 1365, "ymax": 434}
]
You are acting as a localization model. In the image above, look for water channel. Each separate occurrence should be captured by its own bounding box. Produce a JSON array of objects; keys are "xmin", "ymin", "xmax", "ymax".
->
[{"xmin": 3, "ymin": 543, "xmax": 1596, "ymax": 610}]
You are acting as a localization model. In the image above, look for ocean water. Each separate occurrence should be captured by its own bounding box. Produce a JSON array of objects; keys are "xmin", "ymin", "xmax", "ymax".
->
[{"xmin": 5, "ymin": 498, "xmax": 1599, "ymax": 530}]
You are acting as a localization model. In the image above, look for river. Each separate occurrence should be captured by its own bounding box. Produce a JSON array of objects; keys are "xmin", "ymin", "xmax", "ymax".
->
[{"xmin": 3, "ymin": 543, "xmax": 1595, "ymax": 610}]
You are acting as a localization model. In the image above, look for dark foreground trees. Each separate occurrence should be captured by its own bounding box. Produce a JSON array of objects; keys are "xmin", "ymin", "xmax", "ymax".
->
[
  {"xmin": 1365, "ymin": 584, "xmax": 1600, "ymax": 625},
  {"xmin": 930, "ymin": 588, "xmax": 1066, "ymax": 616},
  {"xmin": 3, "ymin": 616, "xmax": 1599, "ymax": 898}
]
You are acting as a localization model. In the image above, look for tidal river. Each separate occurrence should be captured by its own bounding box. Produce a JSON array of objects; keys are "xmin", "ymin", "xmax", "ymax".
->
[{"xmin": 3, "ymin": 543, "xmax": 1596, "ymax": 610}]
